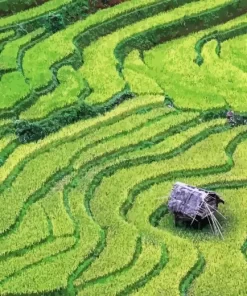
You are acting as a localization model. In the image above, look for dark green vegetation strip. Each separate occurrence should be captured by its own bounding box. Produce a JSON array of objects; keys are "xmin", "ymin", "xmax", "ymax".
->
[
  {"xmin": 149, "ymin": 204, "xmax": 169, "ymax": 227},
  {"xmin": 0, "ymin": 167, "xmax": 71, "ymax": 239},
  {"xmin": 0, "ymin": 112, "xmax": 244, "ymax": 293},
  {"xmin": 131, "ymin": 132, "xmax": 247, "ymax": 295},
  {"xmin": 0, "ymin": 0, "xmax": 89, "ymax": 33},
  {"xmin": 2, "ymin": 289, "xmax": 67, "ymax": 296},
  {"xmin": 0, "ymin": 85, "xmax": 237, "ymax": 292},
  {"xmin": 149, "ymin": 180, "xmax": 247, "ymax": 296},
  {"xmin": 67, "ymin": 228, "xmax": 107, "ymax": 296},
  {"xmin": 0, "ymin": 102, "xmax": 164, "ymax": 196},
  {"xmin": 77, "ymin": 236, "xmax": 142, "ymax": 290},
  {"xmin": 0, "ymin": 0, "xmax": 51, "ymax": 18},
  {"xmin": 13, "ymin": 0, "xmax": 200, "ymax": 143},
  {"xmin": 14, "ymin": 0, "xmax": 247, "ymax": 143},
  {"xmin": 180, "ymin": 252, "xmax": 206, "ymax": 296},
  {"xmin": 71, "ymin": 121, "xmax": 247, "ymax": 294},
  {"xmin": 0, "ymin": 0, "xmax": 114, "ymax": 18},
  {"xmin": 1, "ymin": 0, "xmax": 246, "ymax": 295},
  {"xmin": 14, "ymin": 86, "xmax": 135, "ymax": 143},
  {"xmin": 0, "ymin": 105, "xmax": 170, "ymax": 290},
  {"xmin": 0, "ymin": 30, "xmax": 50, "ymax": 79},
  {"xmin": 117, "ymin": 244, "xmax": 168, "ymax": 296},
  {"xmin": 120, "ymin": 124, "xmax": 230, "ymax": 221},
  {"xmin": 65, "ymin": 118, "xmax": 227, "ymax": 289},
  {"xmin": 0, "ymin": 108, "xmax": 188, "ymax": 288},
  {"xmin": 115, "ymin": 0, "xmax": 247, "ymax": 65},
  {"xmin": 0, "ymin": 140, "xmax": 19, "ymax": 167},
  {"xmin": 0, "ymin": 167, "xmax": 105, "ymax": 295},
  {"xmin": 194, "ymin": 22, "xmax": 247, "ymax": 66},
  {"xmin": 77, "ymin": 125, "xmax": 246, "ymax": 292}
]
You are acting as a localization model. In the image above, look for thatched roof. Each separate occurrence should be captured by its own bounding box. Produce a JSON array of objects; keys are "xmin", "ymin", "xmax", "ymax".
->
[
  {"xmin": 168, "ymin": 182, "xmax": 222, "ymax": 219},
  {"xmin": 226, "ymin": 110, "xmax": 234, "ymax": 117}
]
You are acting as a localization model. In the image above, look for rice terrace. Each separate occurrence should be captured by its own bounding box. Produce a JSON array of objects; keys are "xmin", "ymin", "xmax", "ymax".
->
[{"xmin": 1, "ymin": 0, "xmax": 247, "ymax": 295}]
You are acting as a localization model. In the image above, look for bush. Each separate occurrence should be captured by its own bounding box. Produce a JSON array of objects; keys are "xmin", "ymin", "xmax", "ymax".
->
[
  {"xmin": 46, "ymin": 13, "xmax": 65, "ymax": 33},
  {"xmin": 14, "ymin": 120, "xmax": 46, "ymax": 143}
]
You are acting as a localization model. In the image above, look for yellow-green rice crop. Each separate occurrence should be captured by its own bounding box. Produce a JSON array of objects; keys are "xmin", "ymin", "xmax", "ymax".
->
[{"xmin": 2, "ymin": 0, "xmax": 247, "ymax": 294}]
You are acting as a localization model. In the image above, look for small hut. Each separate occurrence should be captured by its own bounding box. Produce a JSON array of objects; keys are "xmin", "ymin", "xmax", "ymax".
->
[
  {"xmin": 226, "ymin": 110, "xmax": 236, "ymax": 125},
  {"xmin": 168, "ymin": 182, "xmax": 225, "ymax": 235},
  {"xmin": 226, "ymin": 110, "xmax": 247, "ymax": 127}
]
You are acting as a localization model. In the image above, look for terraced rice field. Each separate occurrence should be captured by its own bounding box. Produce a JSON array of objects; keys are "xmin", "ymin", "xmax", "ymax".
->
[{"xmin": 1, "ymin": 0, "xmax": 247, "ymax": 295}]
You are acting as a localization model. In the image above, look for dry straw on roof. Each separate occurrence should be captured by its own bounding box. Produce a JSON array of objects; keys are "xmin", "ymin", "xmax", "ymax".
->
[{"xmin": 168, "ymin": 182, "xmax": 225, "ymax": 238}]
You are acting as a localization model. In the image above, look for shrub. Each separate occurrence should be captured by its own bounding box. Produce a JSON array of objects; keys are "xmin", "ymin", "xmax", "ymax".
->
[
  {"xmin": 46, "ymin": 13, "xmax": 65, "ymax": 33},
  {"xmin": 14, "ymin": 119, "xmax": 46, "ymax": 143}
]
